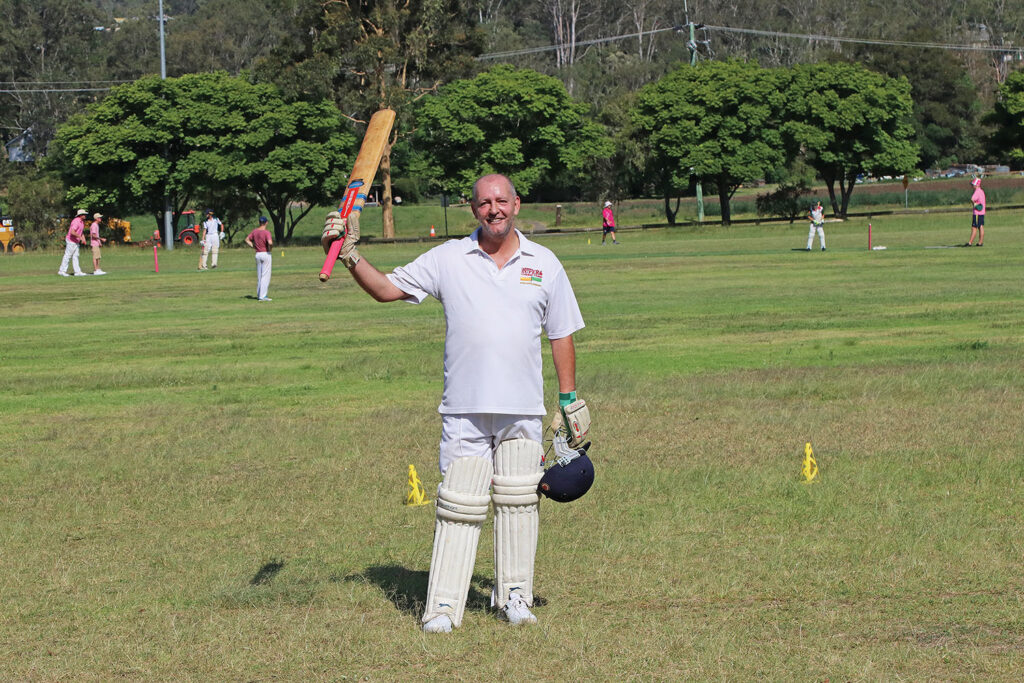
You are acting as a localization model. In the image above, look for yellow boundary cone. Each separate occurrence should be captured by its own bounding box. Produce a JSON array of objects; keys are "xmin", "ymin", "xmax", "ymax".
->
[
  {"xmin": 801, "ymin": 442, "xmax": 818, "ymax": 483},
  {"xmin": 405, "ymin": 464, "xmax": 431, "ymax": 506}
]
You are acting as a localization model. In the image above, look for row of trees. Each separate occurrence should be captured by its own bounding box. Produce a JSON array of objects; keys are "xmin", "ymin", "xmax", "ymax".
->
[
  {"xmin": 3, "ymin": 1, "xmax": 1024, "ymax": 245},
  {"xmin": 43, "ymin": 58, "xmax": 916, "ymax": 237}
]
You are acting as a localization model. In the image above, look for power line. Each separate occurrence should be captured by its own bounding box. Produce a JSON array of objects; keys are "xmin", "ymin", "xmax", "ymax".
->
[
  {"xmin": 477, "ymin": 23, "xmax": 1021, "ymax": 62},
  {"xmin": 478, "ymin": 26, "xmax": 682, "ymax": 60},
  {"xmin": 0, "ymin": 87, "xmax": 114, "ymax": 93},
  {"xmin": 0, "ymin": 79, "xmax": 131, "ymax": 85},
  {"xmin": 707, "ymin": 25, "xmax": 1021, "ymax": 54}
]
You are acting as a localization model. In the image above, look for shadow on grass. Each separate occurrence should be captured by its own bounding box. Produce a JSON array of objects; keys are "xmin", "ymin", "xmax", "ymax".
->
[
  {"xmin": 343, "ymin": 565, "xmax": 493, "ymax": 617},
  {"xmin": 251, "ymin": 559, "xmax": 285, "ymax": 585}
]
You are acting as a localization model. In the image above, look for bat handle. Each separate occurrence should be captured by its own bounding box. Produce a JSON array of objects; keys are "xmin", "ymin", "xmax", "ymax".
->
[{"xmin": 318, "ymin": 238, "xmax": 345, "ymax": 282}]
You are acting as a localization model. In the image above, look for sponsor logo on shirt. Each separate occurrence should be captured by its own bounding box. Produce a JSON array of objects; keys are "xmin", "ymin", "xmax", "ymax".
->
[{"xmin": 520, "ymin": 267, "xmax": 543, "ymax": 286}]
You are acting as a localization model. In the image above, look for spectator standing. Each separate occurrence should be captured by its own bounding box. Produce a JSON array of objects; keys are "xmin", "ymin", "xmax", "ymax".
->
[
  {"xmin": 90, "ymin": 213, "xmax": 107, "ymax": 274},
  {"xmin": 245, "ymin": 216, "xmax": 273, "ymax": 301},
  {"xmin": 58, "ymin": 209, "xmax": 89, "ymax": 276},
  {"xmin": 965, "ymin": 178, "xmax": 985, "ymax": 247},
  {"xmin": 601, "ymin": 201, "xmax": 618, "ymax": 245}
]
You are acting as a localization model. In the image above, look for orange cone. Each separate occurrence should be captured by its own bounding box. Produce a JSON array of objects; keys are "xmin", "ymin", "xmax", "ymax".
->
[{"xmin": 430, "ymin": 225, "xmax": 436, "ymax": 237}]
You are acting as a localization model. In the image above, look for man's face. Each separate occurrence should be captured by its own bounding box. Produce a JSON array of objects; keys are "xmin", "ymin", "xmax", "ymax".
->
[{"xmin": 472, "ymin": 176, "xmax": 520, "ymax": 243}]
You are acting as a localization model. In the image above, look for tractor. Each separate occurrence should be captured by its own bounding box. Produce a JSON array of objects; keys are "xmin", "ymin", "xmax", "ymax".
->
[
  {"xmin": 175, "ymin": 210, "xmax": 202, "ymax": 246},
  {"xmin": 0, "ymin": 214, "xmax": 25, "ymax": 253}
]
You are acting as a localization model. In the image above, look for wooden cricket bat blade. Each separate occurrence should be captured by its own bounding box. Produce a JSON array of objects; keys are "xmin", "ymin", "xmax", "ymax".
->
[{"xmin": 319, "ymin": 108, "xmax": 397, "ymax": 282}]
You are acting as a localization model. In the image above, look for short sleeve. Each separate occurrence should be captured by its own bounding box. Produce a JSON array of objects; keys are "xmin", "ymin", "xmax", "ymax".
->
[
  {"xmin": 543, "ymin": 265, "xmax": 585, "ymax": 340},
  {"xmin": 387, "ymin": 247, "xmax": 441, "ymax": 304}
]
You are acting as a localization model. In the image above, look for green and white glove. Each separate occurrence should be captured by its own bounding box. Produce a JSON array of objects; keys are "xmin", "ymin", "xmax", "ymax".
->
[{"xmin": 558, "ymin": 391, "xmax": 591, "ymax": 448}]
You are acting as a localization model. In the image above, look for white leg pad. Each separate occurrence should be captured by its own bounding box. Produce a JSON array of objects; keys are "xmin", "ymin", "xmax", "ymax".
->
[
  {"xmin": 422, "ymin": 456, "xmax": 492, "ymax": 627},
  {"xmin": 492, "ymin": 438, "xmax": 544, "ymax": 609}
]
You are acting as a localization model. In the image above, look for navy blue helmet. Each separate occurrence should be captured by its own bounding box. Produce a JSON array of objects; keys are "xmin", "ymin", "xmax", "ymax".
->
[{"xmin": 538, "ymin": 441, "xmax": 594, "ymax": 503}]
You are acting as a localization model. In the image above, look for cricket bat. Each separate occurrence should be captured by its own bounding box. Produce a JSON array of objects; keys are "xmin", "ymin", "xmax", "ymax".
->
[{"xmin": 318, "ymin": 108, "xmax": 397, "ymax": 282}]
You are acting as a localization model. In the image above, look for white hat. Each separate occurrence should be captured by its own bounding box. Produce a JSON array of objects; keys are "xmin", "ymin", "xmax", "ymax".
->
[
  {"xmin": 76, "ymin": 209, "xmax": 88, "ymax": 216},
  {"xmin": 604, "ymin": 201, "xmax": 612, "ymax": 207},
  {"xmin": 93, "ymin": 213, "xmax": 103, "ymax": 220}
]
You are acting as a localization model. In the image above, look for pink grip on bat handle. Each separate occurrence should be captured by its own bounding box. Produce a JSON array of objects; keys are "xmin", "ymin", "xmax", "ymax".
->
[{"xmin": 318, "ymin": 237, "xmax": 345, "ymax": 282}]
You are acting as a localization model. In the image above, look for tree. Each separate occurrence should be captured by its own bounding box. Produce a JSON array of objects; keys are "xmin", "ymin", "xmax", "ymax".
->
[
  {"xmin": 256, "ymin": 0, "xmax": 482, "ymax": 238},
  {"xmin": 987, "ymin": 69, "xmax": 1024, "ymax": 166},
  {"xmin": 849, "ymin": 28, "xmax": 981, "ymax": 169},
  {"xmin": 51, "ymin": 72, "xmax": 355, "ymax": 242},
  {"xmin": 631, "ymin": 59, "xmax": 788, "ymax": 225},
  {"xmin": 782, "ymin": 62, "xmax": 920, "ymax": 217},
  {"xmin": 0, "ymin": 0, "xmax": 108, "ymax": 154},
  {"xmin": 414, "ymin": 64, "xmax": 612, "ymax": 199}
]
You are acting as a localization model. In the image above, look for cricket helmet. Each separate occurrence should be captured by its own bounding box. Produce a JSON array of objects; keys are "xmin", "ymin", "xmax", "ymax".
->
[{"xmin": 538, "ymin": 441, "xmax": 594, "ymax": 503}]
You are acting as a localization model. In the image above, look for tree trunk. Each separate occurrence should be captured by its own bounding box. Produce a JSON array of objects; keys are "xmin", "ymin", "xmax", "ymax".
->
[
  {"xmin": 718, "ymin": 181, "xmax": 732, "ymax": 226},
  {"xmin": 823, "ymin": 172, "xmax": 841, "ymax": 217},
  {"xmin": 380, "ymin": 139, "xmax": 395, "ymax": 239},
  {"xmin": 662, "ymin": 173, "xmax": 678, "ymax": 225}
]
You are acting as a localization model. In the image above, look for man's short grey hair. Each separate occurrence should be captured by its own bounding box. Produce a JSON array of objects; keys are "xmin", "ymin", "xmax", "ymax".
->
[{"xmin": 471, "ymin": 174, "xmax": 517, "ymax": 203}]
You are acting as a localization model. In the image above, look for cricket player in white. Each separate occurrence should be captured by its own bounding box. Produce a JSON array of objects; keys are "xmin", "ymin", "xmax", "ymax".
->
[
  {"xmin": 807, "ymin": 200, "xmax": 826, "ymax": 251},
  {"xmin": 199, "ymin": 210, "xmax": 224, "ymax": 270},
  {"xmin": 323, "ymin": 173, "xmax": 588, "ymax": 633}
]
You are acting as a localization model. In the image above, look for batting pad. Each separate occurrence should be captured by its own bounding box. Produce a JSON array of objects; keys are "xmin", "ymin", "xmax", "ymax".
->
[
  {"xmin": 422, "ymin": 456, "xmax": 493, "ymax": 628},
  {"xmin": 492, "ymin": 438, "xmax": 544, "ymax": 609}
]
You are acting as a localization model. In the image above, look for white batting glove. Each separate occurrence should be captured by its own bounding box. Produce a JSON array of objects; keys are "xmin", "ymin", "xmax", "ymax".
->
[
  {"xmin": 558, "ymin": 392, "xmax": 591, "ymax": 448},
  {"xmin": 321, "ymin": 211, "xmax": 361, "ymax": 269}
]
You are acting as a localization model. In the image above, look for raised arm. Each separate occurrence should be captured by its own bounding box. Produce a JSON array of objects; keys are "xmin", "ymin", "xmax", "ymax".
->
[{"xmin": 348, "ymin": 258, "xmax": 410, "ymax": 303}]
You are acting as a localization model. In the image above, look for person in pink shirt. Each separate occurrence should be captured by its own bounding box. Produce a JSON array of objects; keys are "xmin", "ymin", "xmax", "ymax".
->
[
  {"xmin": 965, "ymin": 177, "xmax": 985, "ymax": 247},
  {"xmin": 601, "ymin": 200, "xmax": 618, "ymax": 245},
  {"xmin": 244, "ymin": 216, "xmax": 273, "ymax": 301},
  {"xmin": 58, "ymin": 209, "xmax": 88, "ymax": 276},
  {"xmin": 89, "ymin": 213, "xmax": 108, "ymax": 274}
]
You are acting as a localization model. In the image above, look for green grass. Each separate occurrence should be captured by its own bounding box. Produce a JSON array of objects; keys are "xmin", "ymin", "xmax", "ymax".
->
[{"xmin": 2, "ymin": 211, "xmax": 1024, "ymax": 679}]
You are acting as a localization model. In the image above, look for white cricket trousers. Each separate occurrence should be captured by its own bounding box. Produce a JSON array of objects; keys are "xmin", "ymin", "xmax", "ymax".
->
[
  {"xmin": 255, "ymin": 252, "xmax": 272, "ymax": 300},
  {"xmin": 807, "ymin": 223, "xmax": 826, "ymax": 250},
  {"xmin": 201, "ymin": 240, "xmax": 220, "ymax": 268},
  {"xmin": 59, "ymin": 239, "xmax": 83, "ymax": 274}
]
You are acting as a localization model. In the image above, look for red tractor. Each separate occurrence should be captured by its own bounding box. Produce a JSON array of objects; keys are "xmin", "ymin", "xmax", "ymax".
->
[{"xmin": 175, "ymin": 210, "xmax": 201, "ymax": 246}]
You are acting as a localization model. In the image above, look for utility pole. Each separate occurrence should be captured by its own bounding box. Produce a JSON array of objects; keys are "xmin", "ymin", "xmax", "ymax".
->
[
  {"xmin": 684, "ymin": 1, "xmax": 704, "ymax": 222},
  {"xmin": 159, "ymin": 0, "xmax": 173, "ymax": 251}
]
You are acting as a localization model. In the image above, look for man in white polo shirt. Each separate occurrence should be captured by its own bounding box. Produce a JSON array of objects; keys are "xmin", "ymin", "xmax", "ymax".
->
[{"xmin": 323, "ymin": 173, "xmax": 588, "ymax": 633}]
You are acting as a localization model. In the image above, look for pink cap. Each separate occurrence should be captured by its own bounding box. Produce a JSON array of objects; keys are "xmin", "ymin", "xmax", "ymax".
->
[{"xmin": 972, "ymin": 178, "xmax": 981, "ymax": 187}]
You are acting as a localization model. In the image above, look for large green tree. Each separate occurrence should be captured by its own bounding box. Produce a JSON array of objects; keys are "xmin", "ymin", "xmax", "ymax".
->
[
  {"xmin": 631, "ymin": 59, "xmax": 787, "ymax": 225},
  {"xmin": 987, "ymin": 69, "xmax": 1024, "ymax": 166},
  {"xmin": 849, "ymin": 29, "xmax": 981, "ymax": 169},
  {"xmin": 414, "ymin": 64, "xmax": 612, "ymax": 199},
  {"xmin": 256, "ymin": 0, "xmax": 482, "ymax": 237},
  {"xmin": 51, "ymin": 71, "xmax": 355, "ymax": 242},
  {"xmin": 782, "ymin": 62, "xmax": 920, "ymax": 217}
]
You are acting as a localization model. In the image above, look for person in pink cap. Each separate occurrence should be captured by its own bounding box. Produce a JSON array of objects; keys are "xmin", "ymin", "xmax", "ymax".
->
[
  {"xmin": 965, "ymin": 177, "xmax": 985, "ymax": 247},
  {"xmin": 601, "ymin": 200, "xmax": 618, "ymax": 245}
]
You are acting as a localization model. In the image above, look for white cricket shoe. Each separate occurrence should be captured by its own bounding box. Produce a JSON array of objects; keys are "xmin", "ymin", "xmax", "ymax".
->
[
  {"xmin": 58, "ymin": 271, "xmax": 69, "ymax": 277},
  {"xmin": 73, "ymin": 272, "xmax": 89, "ymax": 276},
  {"xmin": 422, "ymin": 615, "xmax": 453, "ymax": 633},
  {"xmin": 501, "ymin": 593, "xmax": 537, "ymax": 626},
  {"xmin": 93, "ymin": 269, "xmax": 106, "ymax": 275}
]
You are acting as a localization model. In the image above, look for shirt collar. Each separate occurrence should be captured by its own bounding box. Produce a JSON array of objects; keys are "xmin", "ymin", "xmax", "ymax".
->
[{"xmin": 465, "ymin": 227, "xmax": 535, "ymax": 256}]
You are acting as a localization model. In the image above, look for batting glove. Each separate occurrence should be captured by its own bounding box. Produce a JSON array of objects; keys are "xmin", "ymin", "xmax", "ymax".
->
[
  {"xmin": 321, "ymin": 211, "xmax": 361, "ymax": 269},
  {"xmin": 558, "ymin": 391, "xmax": 591, "ymax": 448}
]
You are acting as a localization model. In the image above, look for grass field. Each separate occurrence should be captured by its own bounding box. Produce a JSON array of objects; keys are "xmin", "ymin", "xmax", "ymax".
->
[{"xmin": 3, "ymin": 211, "xmax": 1023, "ymax": 680}]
